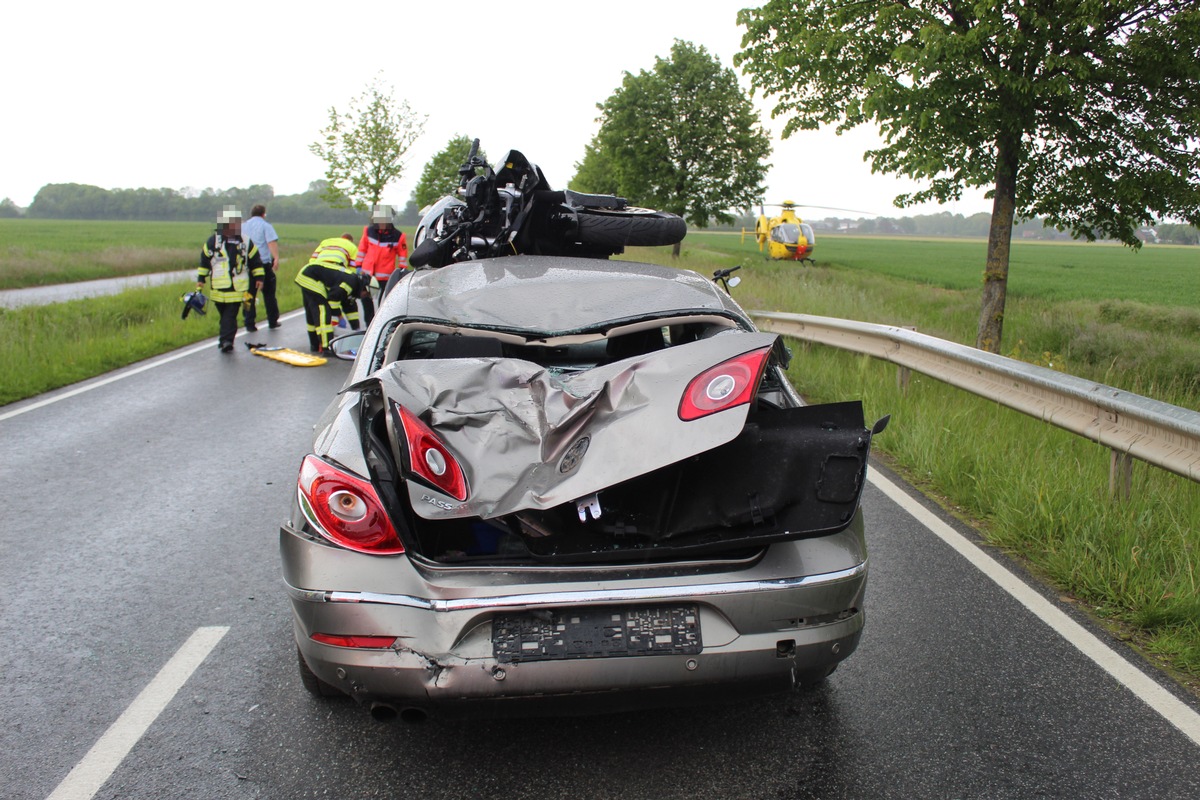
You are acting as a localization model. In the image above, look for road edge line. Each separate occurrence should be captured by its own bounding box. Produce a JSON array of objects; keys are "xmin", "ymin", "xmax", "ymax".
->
[
  {"xmin": 0, "ymin": 310, "xmax": 305, "ymax": 423},
  {"xmin": 868, "ymin": 469, "xmax": 1200, "ymax": 748}
]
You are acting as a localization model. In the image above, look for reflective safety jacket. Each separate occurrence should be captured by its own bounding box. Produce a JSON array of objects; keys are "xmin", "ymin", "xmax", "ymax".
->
[
  {"xmin": 354, "ymin": 224, "xmax": 408, "ymax": 281},
  {"xmin": 199, "ymin": 234, "xmax": 264, "ymax": 303},
  {"xmin": 308, "ymin": 237, "xmax": 359, "ymax": 270},
  {"xmin": 295, "ymin": 260, "xmax": 356, "ymax": 302}
]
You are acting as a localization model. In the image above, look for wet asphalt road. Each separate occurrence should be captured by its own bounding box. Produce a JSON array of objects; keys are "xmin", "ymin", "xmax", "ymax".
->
[{"xmin": 1, "ymin": 318, "xmax": 1197, "ymax": 800}]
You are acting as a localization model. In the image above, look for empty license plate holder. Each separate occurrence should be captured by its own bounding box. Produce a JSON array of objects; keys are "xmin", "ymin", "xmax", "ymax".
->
[{"xmin": 492, "ymin": 605, "xmax": 702, "ymax": 663}]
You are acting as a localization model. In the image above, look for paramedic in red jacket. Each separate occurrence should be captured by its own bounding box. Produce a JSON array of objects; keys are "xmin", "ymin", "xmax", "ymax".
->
[{"xmin": 354, "ymin": 205, "xmax": 408, "ymax": 289}]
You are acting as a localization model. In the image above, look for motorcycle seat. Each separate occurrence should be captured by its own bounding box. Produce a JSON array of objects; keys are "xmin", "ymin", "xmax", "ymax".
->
[{"xmin": 563, "ymin": 189, "xmax": 627, "ymax": 210}]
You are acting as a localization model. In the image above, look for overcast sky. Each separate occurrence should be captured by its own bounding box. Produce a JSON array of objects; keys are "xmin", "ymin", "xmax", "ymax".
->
[{"xmin": 1, "ymin": 0, "xmax": 993, "ymax": 219}]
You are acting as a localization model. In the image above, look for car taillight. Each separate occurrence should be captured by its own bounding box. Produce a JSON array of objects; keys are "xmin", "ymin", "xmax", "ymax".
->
[
  {"xmin": 297, "ymin": 455, "xmax": 404, "ymax": 554},
  {"xmin": 393, "ymin": 402, "xmax": 469, "ymax": 502},
  {"xmin": 678, "ymin": 346, "xmax": 772, "ymax": 421},
  {"xmin": 310, "ymin": 633, "xmax": 397, "ymax": 649}
]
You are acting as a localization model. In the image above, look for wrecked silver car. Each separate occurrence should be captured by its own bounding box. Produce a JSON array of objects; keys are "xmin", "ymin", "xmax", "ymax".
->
[{"xmin": 282, "ymin": 255, "xmax": 884, "ymax": 721}]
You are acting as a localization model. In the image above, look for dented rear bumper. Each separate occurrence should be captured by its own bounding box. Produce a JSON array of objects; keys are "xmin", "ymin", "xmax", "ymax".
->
[{"xmin": 282, "ymin": 511, "xmax": 867, "ymax": 714}]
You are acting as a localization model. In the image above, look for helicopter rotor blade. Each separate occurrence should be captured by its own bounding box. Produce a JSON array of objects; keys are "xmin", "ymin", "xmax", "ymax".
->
[{"xmin": 757, "ymin": 202, "xmax": 880, "ymax": 216}]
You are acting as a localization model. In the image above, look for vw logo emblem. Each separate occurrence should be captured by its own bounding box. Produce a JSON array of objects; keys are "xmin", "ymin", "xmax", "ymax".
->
[{"xmin": 559, "ymin": 436, "xmax": 591, "ymax": 473}]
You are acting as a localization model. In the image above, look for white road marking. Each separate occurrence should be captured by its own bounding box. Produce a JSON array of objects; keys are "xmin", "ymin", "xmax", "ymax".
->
[
  {"xmin": 869, "ymin": 469, "xmax": 1200, "ymax": 748},
  {"xmin": 0, "ymin": 310, "xmax": 305, "ymax": 423},
  {"xmin": 45, "ymin": 626, "xmax": 230, "ymax": 800}
]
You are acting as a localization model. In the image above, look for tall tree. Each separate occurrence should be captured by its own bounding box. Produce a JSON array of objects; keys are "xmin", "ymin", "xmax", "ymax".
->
[
  {"xmin": 412, "ymin": 136, "xmax": 487, "ymax": 210},
  {"xmin": 737, "ymin": 1, "xmax": 1200, "ymax": 352},
  {"xmin": 309, "ymin": 76, "xmax": 427, "ymax": 211},
  {"xmin": 587, "ymin": 40, "xmax": 772, "ymax": 255},
  {"xmin": 569, "ymin": 141, "xmax": 620, "ymax": 196}
]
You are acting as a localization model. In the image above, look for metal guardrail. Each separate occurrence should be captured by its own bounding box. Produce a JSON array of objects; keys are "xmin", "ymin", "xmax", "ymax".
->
[{"xmin": 749, "ymin": 311, "xmax": 1200, "ymax": 496}]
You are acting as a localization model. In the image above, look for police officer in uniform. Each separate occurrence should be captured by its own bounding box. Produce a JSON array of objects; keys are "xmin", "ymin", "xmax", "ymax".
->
[{"xmin": 197, "ymin": 206, "xmax": 264, "ymax": 353}]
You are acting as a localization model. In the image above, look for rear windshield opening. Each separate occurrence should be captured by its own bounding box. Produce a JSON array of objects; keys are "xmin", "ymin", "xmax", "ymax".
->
[{"xmin": 397, "ymin": 322, "xmax": 731, "ymax": 374}]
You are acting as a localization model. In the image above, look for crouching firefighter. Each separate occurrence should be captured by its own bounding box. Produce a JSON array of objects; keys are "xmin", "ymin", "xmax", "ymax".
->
[
  {"xmin": 294, "ymin": 235, "xmax": 365, "ymax": 354},
  {"xmin": 198, "ymin": 206, "xmax": 264, "ymax": 353}
]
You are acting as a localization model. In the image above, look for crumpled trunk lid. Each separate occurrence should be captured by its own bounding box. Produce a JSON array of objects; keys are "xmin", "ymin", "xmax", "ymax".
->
[
  {"xmin": 356, "ymin": 332, "xmax": 781, "ymax": 520},
  {"xmin": 353, "ymin": 332, "xmax": 881, "ymax": 561}
]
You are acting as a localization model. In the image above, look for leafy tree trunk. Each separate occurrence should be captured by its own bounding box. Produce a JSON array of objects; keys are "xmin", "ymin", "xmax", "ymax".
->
[
  {"xmin": 977, "ymin": 135, "xmax": 1019, "ymax": 353},
  {"xmin": 671, "ymin": 173, "xmax": 687, "ymax": 258}
]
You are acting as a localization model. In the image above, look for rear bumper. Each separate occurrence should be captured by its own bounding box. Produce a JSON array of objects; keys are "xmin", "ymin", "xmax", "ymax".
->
[
  {"xmin": 293, "ymin": 608, "xmax": 863, "ymax": 718},
  {"xmin": 283, "ymin": 522, "xmax": 867, "ymax": 715}
]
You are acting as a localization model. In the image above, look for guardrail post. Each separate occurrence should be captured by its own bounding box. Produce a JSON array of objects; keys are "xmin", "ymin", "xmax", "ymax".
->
[
  {"xmin": 1109, "ymin": 450, "xmax": 1133, "ymax": 501},
  {"xmin": 896, "ymin": 327, "xmax": 916, "ymax": 396}
]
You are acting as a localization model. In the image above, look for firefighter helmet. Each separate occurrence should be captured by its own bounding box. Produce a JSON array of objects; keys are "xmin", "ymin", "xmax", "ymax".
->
[{"xmin": 181, "ymin": 290, "xmax": 208, "ymax": 319}]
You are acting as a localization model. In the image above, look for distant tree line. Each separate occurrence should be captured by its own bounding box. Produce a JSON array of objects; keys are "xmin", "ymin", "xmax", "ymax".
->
[
  {"xmin": 10, "ymin": 181, "xmax": 404, "ymax": 224},
  {"xmin": 4, "ymin": 186, "xmax": 1192, "ymax": 244},
  {"xmin": 709, "ymin": 210, "xmax": 1198, "ymax": 245}
]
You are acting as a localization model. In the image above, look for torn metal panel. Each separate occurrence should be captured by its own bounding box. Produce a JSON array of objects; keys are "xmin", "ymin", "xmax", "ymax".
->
[{"xmin": 355, "ymin": 332, "xmax": 780, "ymax": 520}]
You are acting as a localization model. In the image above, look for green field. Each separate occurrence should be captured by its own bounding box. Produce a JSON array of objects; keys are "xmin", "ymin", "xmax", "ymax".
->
[
  {"xmin": 619, "ymin": 231, "xmax": 1200, "ymax": 692},
  {"xmin": 682, "ymin": 229, "xmax": 1200, "ymax": 306},
  {"xmin": 671, "ymin": 231, "xmax": 1200, "ymax": 405},
  {"xmin": 1, "ymin": 220, "xmax": 1197, "ymax": 691},
  {"xmin": 0, "ymin": 219, "xmax": 395, "ymax": 289},
  {"xmin": 0, "ymin": 219, "xmax": 403, "ymax": 404}
]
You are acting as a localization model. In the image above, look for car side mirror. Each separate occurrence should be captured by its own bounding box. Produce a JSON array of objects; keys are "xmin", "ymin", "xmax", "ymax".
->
[{"xmin": 328, "ymin": 332, "xmax": 365, "ymax": 361}]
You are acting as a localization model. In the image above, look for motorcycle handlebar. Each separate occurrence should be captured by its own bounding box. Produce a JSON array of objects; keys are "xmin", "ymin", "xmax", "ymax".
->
[
  {"xmin": 459, "ymin": 138, "xmax": 483, "ymax": 181},
  {"xmin": 712, "ymin": 265, "xmax": 743, "ymax": 280}
]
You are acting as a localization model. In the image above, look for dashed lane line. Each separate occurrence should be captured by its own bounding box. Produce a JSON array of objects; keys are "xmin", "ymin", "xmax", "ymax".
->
[{"xmin": 45, "ymin": 626, "xmax": 230, "ymax": 800}]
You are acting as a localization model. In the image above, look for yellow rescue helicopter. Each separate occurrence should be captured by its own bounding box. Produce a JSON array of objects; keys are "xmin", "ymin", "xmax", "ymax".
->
[{"xmin": 744, "ymin": 201, "xmax": 871, "ymax": 263}]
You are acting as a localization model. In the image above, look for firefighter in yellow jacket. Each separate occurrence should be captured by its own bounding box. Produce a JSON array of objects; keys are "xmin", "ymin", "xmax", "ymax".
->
[
  {"xmin": 295, "ymin": 234, "xmax": 367, "ymax": 354},
  {"xmin": 197, "ymin": 206, "xmax": 265, "ymax": 353}
]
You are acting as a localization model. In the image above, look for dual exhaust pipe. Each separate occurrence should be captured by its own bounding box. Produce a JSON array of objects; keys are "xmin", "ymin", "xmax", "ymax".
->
[{"xmin": 370, "ymin": 702, "xmax": 428, "ymax": 724}]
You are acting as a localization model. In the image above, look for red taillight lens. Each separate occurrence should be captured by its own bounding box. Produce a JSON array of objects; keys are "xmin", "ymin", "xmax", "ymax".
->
[
  {"xmin": 310, "ymin": 633, "xmax": 397, "ymax": 649},
  {"xmin": 297, "ymin": 455, "xmax": 404, "ymax": 554},
  {"xmin": 678, "ymin": 346, "xmax": 772, "ymax": 421},
  {"xmin": 394, "ymin": 403, "xmax": 469, "ymax": 502}
]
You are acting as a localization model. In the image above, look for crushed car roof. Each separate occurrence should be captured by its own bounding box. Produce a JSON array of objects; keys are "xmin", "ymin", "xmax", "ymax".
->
[{"xmin": 392, "ymin": 255, "xmax": 742, "ymax": 332}]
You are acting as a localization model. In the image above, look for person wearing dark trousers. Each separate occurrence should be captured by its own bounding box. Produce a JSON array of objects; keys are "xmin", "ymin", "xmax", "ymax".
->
[
  {"xmin": 295, "ymin": 235, "xmax": 360, "ymax": 354},
  {"xmin": 242, "ymin": 204, "xmax": 281, "ymax": 330},
  {"xmin": 197, "ymin": 206, "xmax": 264, "ymax": 353},
  {"xmin": 339, "ymin": 269, "xmax": 376, "ymax": 330}
]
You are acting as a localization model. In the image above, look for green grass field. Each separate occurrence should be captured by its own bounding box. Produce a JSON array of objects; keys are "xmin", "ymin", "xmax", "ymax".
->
[
  {"xmin": 621, "ymin": 231, "xmax": 1200, "ymax": 690},
  {"xmin": 682, "ymin": 229, "xmax": 1200, "ymax": 306},
  {"xmin": 672, "ymin": 231, "xmax": 1200, "ymax": 405},
  {"xmin": 2, "ymin": 219, "xmax": 1197, "ymax": 690},
  {"xmin": 0, "ymin": 219, "xmax": 399, "ymax": 289}
]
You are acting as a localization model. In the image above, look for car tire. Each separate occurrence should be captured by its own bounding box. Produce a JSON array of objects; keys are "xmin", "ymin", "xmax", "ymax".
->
[
  {"xmin": 297, "ymin": 648, "xmax": 347, "ymax": 698},
  {"xmin": 574, "ymin": 208, "xmax": 687, "ymax": 248}
]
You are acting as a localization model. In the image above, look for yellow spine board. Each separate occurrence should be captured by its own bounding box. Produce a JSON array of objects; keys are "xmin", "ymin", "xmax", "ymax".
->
[{"xmin": 250, "ymin": 347, "xmax": 327, "ymax": 367}]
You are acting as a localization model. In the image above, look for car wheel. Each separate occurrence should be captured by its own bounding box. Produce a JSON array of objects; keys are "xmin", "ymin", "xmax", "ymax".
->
[{"xmin": 297, "ymin": 648, "xmax": 347, "ymax": 698}]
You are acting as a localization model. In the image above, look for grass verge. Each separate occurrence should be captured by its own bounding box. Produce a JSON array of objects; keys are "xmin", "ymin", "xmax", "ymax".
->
[
  {"xmin": 623, "ymin": 235, "xmax": 1200, "ymax": 692},
  {"xmin": 0, "ymin": 277, "xmax": 305, "ymax": 405}
]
